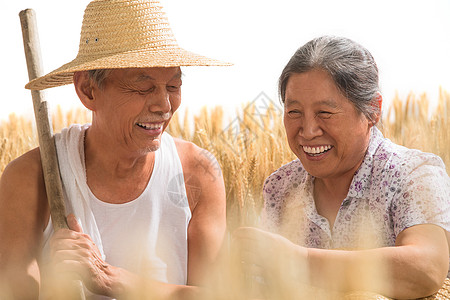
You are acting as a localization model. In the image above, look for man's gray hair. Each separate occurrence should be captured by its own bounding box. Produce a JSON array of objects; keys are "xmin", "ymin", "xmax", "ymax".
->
[
  {"xmin": 279, "ymin": 36, "xmax": 380, "ymax": 124},
  {"xmin": 87, "ymin": 69, "xmax": 112, "ymax": 89}
]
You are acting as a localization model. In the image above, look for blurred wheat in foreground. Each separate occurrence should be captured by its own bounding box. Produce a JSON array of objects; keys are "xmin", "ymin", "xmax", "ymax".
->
[{"xmin": 0, "ymin": 91, "xmax": 449, "ymax": 299}]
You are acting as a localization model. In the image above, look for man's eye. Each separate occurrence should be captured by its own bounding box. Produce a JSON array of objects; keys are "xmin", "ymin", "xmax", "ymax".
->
[
  {"xmin": 136, "ymin": 87, "xmax": 155, "ymax": 95},
  {"xmin": 287, "ymin": 110, "xmax": 302, "ymax": 118},
  {"xmin": 136, "ymin": 90, "xmax": 146, "ymax": 95},
  {"xmin": 318, "ymin": 111, "xmax": 332, "ymax": 118},
  {"xmin": 167, "ymin": 85, "xmax": 180, "ymax": 92}
]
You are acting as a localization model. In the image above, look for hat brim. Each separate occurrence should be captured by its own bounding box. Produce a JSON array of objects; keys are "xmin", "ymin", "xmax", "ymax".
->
[{"xmin": 25, "ymin": 47, "xmax": 231, "ymax": 90}]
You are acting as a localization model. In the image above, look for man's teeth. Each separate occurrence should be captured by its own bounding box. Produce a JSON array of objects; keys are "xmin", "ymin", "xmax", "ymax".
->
[
  {"xmin": 303, "ymin": 145, "xmax": 332, "ymax": 155},
  {"xmin": 137, "ymin": 122, "xmax": 163, "ymax": 130}
]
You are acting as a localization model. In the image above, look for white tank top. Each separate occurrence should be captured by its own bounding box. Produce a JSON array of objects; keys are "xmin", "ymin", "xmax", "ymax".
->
[{"xmin": 41, "ymin": 124, "xmax": 191, "ymax": 297}]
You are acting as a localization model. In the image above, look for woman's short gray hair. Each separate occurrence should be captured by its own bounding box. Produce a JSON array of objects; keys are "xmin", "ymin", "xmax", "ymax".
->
[
  {"xmin": 279, "ymin": 36, "xmax": 380, "ymax": 124},
  {"xmin": 87, "ymin": 69, "xmax": 112, "ymax": 89}
]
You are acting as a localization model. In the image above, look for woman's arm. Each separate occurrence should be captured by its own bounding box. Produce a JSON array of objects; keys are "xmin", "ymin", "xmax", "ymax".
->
[
  {"xmin": 308, "ymin": 224, "xmax": 448, "ymax": 298},
  {"xmin": 235, "ymin": 224, "xmax": 449, "ymax": 299}
]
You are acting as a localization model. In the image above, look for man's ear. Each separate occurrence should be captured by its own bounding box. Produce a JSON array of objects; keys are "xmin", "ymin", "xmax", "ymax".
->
[{"xmin": 73, "ymin": 71, "xmax": 96, "ymax": 111}]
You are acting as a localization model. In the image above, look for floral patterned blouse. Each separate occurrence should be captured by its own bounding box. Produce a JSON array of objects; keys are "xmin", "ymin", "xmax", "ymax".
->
[{"xmin": 262, "ymin": 127, "xmax": 450, "ymax": 276}]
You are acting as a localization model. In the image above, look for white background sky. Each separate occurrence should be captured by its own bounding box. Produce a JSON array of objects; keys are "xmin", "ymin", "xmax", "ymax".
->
[{"xmin": 2, "ymin": 0, "xmax": 450, "ymax": 122}]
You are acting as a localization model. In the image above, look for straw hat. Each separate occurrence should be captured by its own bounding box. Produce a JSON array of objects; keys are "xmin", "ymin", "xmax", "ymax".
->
[{"xmin": 26, "ymin": 0, "xmax": 230, "ymax": 90}]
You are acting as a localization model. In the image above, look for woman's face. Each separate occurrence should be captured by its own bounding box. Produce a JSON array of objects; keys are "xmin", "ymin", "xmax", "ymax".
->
[{"xmin": 283, "ymin": 68, "xmax": 373, "ymax": 180}]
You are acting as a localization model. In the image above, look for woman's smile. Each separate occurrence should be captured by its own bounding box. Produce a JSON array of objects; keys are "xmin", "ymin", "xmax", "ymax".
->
[{"xmin": 302, "ymin": 144, "xmax": 334, "ymax": 162}]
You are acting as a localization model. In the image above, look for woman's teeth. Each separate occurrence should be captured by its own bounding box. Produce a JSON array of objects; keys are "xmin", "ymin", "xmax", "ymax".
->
[{"xmin": 303, "ymin": 145, "xmax": 332, "ymax": 156}]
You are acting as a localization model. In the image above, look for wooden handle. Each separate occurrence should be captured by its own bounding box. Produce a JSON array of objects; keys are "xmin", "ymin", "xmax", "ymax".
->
[
  {"xmin": 19, "ymin": 8, "xmax": 68, "ymax": 231},
  {"xmin": 19, "ymin": 9, "xmax": 86, "ymax": 300}
]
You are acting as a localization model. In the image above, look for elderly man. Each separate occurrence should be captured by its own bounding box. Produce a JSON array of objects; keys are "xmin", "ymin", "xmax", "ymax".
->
[{"xmin": 0, "ymin": 0, "xmax": 228, "ymax": 299}]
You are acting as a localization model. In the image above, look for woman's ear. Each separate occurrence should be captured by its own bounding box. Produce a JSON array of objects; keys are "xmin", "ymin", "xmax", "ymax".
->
[
  {"xmin": 73, "ymin": 71, "xmax": 96, "ymax": 111},
  {"xmin": 369, "ymin": 92, "xmax": 383, "ymax": 126}
]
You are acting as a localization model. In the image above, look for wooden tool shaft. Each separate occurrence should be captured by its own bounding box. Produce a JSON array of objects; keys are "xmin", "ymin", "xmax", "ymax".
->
[
  {"xmin": 19, "ymin": 9, "xmax": 68, "ymax": 231},
  {"xmin": 19, "ymin": 9, "xmax": 85, "ymax": 300}
]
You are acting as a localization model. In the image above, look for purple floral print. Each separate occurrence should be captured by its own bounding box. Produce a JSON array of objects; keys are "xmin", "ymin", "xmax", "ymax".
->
[{"xmin": 262, "ymin": 127, "xmax": 450, "ymax": 276}]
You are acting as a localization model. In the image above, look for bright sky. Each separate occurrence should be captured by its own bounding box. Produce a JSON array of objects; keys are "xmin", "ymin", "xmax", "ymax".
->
[{"xmin": 2, "ymin": 0, "xmax": 450, "ymax": 122}]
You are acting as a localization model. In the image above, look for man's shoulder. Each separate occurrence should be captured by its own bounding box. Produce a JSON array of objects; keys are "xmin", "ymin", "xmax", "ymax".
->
[
  {"xmin": 172, "ymin": 137, "xmax": 196, "ymax": 153},
  {"xmin": 173, "ymin": 138, "xmax": 220, "ymax": 175},
  {"xmin": 172, "ymin": 137, "xmax": 224, "ymax": 213},
  {"xmin": 173, "ymin": 137, "xmax": 198, "ymax": 167},
  {"xmin": 1, "ymin": 147, "xmax": 45, "ymax": 200},
  {"xmin": 0, "ymin": 147, "xmax": 48, "ymax": 230},
  {"xmin": 2, "ymin": 147, "xmax": 42, "ymax": 180}
]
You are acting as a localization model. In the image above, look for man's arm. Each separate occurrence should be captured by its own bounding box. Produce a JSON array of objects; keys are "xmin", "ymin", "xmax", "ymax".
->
[
  {"xmin": 175, "ymin": 139, "xmax": 227, "ymax": 286},
  {"xmin": 0, "ymin": 148, "xmax": 49, "ymax": 299}
]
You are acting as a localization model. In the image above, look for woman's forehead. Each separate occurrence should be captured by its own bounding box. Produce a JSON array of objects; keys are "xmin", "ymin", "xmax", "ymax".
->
[{"xmin": 284, "ymin": 70, "xmax": 345, "ymax": 105}]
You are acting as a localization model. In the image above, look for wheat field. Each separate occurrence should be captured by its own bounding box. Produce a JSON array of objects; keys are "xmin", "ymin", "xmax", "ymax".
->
[
  {"xmin": 0, "ymin": 91, "xmax": 449, "ymax": 226},
  {"xmin": 0, "ymin": 90, "xmax": 449, "ymax": 299}
]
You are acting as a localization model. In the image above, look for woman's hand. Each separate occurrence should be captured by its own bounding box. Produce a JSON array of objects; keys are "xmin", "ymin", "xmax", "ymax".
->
[
  {"xmin": 233, "ymin": 227, "xmax": 309, "ymax": 290},
  {"xmin": 48, "ymin": 214, "xmax": 117, "ymax": 297}
]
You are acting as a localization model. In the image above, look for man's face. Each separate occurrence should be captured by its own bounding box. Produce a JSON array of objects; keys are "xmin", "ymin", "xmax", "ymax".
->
[{"xmin": 91, "ymin": 67, "xmax": 182, "ymax": 154}]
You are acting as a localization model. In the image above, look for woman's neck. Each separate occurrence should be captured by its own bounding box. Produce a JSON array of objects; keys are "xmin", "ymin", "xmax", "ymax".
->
[{"xmin": 312, "ymin": 157, "xmax": 365, "ymax": 228}]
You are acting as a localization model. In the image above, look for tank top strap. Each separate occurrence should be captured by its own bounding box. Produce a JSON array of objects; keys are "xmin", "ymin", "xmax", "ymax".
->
[{"xmin": 150, "ymin": 132, "xmax": 190, "ymax": 210}]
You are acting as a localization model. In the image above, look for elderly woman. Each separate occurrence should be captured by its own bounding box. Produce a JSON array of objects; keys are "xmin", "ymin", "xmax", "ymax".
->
[{"xmin": 235, "ymin": 36, "xmax": 450, "ymax": 299}]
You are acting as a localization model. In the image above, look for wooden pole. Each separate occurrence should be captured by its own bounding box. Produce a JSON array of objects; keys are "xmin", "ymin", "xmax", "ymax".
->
[{"xmin": 19, "ymin": 9, "xmax": 86, "ymax": 300}]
